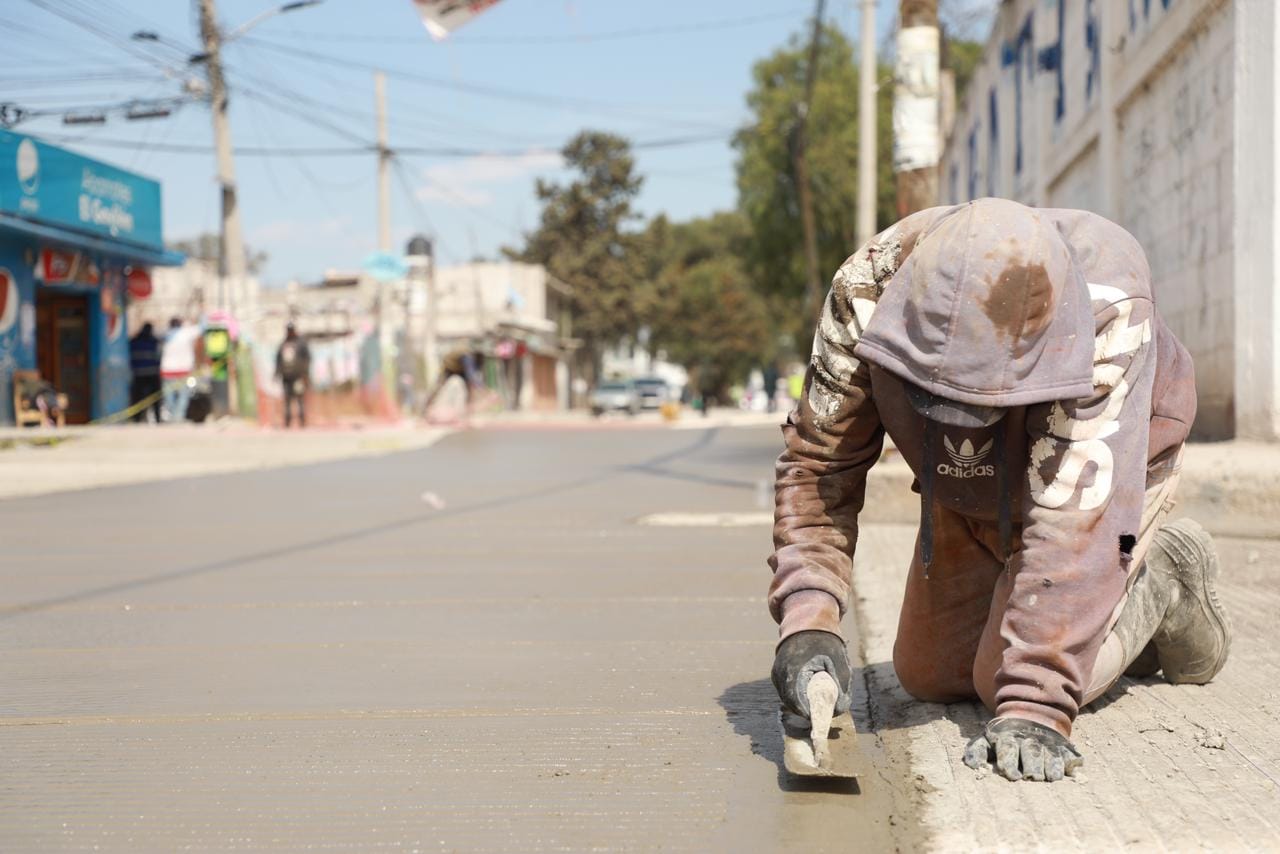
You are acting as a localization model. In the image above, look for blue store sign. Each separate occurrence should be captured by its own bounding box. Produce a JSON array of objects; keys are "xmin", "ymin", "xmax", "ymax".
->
[{"xmin": 0, "ymin": 129, "xmax": 163, "ymax": 250}]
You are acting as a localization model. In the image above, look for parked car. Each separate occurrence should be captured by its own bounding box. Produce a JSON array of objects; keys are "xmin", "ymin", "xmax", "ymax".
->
[
  {"xmin": 633, "ymin": 377, "xmax": 670, "ymax": 410},
  {"xmin": 590, "ymin": 380, "xmax": 640, "ymax": 416}
]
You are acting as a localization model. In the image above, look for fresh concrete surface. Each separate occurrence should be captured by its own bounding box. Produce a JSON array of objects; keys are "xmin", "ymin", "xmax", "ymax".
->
[
  {"xmin": 0, "ymin": 424, "xmax": 1276, "ymax": 851},
  {"xmin": 0, "ymin": 426, "xmax": 916, "ymax": 852}
]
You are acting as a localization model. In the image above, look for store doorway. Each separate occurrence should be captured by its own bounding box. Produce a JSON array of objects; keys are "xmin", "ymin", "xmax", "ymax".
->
[{"xmin": 35, "ymin": 292, "xmax": 92, "ymax": 424}]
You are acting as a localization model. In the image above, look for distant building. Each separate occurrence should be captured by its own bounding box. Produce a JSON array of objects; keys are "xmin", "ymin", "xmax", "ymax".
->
[
  {"xmin": 0, "ymin": 129, "xmax": 182, "ymax": 424},
  {"xmin": 938, "ymin": 0, "xmax": 1278, "ymax": 440},
  {"xmin": 127, "ymin": 256, "xmax": 261, "ymax": 334},
  {"xmin": 257, "ymin": 261, "xmax": 573, "ymax": 411}
]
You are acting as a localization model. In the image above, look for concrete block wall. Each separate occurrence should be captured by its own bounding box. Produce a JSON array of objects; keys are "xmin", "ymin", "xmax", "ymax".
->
[
  {"xmin": 1116, "ymin": 5, "xmax": 1235, "ymax": 434},
  {"xmin": 940, "ymin": 0, "xmax": 1253, "ymax": 439}
]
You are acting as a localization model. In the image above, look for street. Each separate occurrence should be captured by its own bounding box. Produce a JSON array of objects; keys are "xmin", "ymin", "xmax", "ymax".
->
[
  {"xmin": 0, "ymin": 425, "xmax": 912, "ymax": 851},
  {"xmin": 2, "ymin": 423, "xmax": 1278, "ymax": 851}
]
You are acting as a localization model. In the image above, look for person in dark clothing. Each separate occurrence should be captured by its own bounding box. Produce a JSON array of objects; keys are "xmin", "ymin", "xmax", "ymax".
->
[
  {"xmin": 421, "ymin": 346, "xmax": 482, "ymax": 414},
  {"xmin": 129, "ymin": 321, "xmax": 163, "ymax": 423},
  {"xmin": 275, "ymin": 323, "xmax": 311, "ymax": 428}
]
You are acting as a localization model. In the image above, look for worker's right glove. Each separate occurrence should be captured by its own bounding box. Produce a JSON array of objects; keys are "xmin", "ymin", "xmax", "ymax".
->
[{"xmin": 771, "ymin": 630, "xmax": 853, "ymax": 718}]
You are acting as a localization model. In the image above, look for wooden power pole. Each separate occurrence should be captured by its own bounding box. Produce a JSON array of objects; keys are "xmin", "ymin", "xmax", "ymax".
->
[
  {"xmin": 375, "ymin": 71, "xmax": 391, "ymax": 253},
  {"xmin": 794, "ymin": 0, "xmax": 827, "ymax": 324},
  {"xmin": 197, "ymin": 0, "xmax": 246, "ymax": 312},
  {"xmin": 893, "ymin": 0, "xmax": 940, "ymax": 217}
]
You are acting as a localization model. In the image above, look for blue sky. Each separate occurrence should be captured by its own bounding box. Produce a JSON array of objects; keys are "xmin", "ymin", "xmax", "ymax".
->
[{"xmin": 4, "ymin": 0, "xmax": 963, "ymax": 286}]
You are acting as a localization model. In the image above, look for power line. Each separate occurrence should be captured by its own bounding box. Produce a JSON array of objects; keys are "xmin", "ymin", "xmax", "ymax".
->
[
  {"xmin": 277, "ymin": 8, "xmax": 807, "ymax": 45},
  {"xmin": 21, "ymin": 0, "xmax": 185, "ymax": 77},
  {"xmin": 24, "ymin": 131, "xmax": 730, "ymax": 158},
  {"xmin": 0, "ymin": 71, "xmax": 172, "ymax": 87},
  {"xmin": 239, "ymin": 36, "xmax": 733, "ymax": 132}
]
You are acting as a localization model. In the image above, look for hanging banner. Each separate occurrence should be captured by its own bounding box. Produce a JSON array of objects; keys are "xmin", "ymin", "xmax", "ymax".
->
[
  {"xmin": 893, "ymin": 25, "xmax": 941, "ymax": 172},
  {"xmin": 412, "ymin": 0, "xmax": 503, "ymax": 41}
]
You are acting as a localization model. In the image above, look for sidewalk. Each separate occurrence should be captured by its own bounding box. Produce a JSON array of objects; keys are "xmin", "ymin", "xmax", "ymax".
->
[
  {"xmin": 853, "ymin": 526, "xmax": 1280, "ymax": 851},
  {"xmin": 850, "ymin": 448, "xmax": 1280, "ymax": 852},
  {"xmin": 0, "ymin": 421, "xmax": 449, "ymax": 501}
]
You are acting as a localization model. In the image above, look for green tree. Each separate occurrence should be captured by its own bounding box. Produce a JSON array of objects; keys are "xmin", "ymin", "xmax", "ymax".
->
[
  {"xmin": 167, "ymin": 233, "xmax": 269, "ymax": 275},
  {"xmin": 643, "ymin": 212, "xmax": 772, "ymax": 398},
  {"xmin": 512, "ymin": 131, "xmax": 648, "ymax": 378},
  {"xmin": 733, "ymin": 24, "xmax": 896, "ymax": 346}
]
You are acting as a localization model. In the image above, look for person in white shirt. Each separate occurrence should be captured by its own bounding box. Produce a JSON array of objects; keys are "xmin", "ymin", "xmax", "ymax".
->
[{"xmin": 160, "ymin": 316, "xmax": 203, "ymax": 422}]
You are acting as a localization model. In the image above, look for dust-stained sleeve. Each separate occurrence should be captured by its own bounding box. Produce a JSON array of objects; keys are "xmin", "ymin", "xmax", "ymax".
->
[
  {"xmin": 994, "ymin": 290, "xmax": 1157, "ymax": 736},
  {"xmin": 767, "ymin": 217, "xmax": 933, "ymax": 644}
]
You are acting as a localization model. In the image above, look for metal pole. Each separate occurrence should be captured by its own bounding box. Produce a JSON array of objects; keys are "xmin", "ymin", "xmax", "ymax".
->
[
  {"xmin": 197, "ymin": 0, "xmax": 246, "ymax": 313},
  {"xmin": 794, "ymin": 0, "xmax": 827, "ymax": 325},
  {"xmin": 856, "ymin": 0, "xmax": 877, "ymax": 246},
  {"xmin": 375, "ymin": 71, "xmax": 391, "ymax": 252},
  {"xmin": 424, "ymin": 247, "xmax": 438, "ymax": 388}
]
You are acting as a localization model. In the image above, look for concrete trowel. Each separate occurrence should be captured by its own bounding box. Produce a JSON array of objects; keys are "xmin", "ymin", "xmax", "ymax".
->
[{"xmin": 780, "ymin": 671, "xmax": 864, "ymax": 779}]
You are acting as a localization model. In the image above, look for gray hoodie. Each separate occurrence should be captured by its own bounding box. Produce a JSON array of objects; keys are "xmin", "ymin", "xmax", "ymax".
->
[{"xmin": 769, "ymin": 198, "xmax": 1197, "ymax": 735}]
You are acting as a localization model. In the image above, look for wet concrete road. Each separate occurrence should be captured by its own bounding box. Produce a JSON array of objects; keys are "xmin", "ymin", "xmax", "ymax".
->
[{"xmin": 0, "ymin": 426, "xmax": 911, "ymax": 851}]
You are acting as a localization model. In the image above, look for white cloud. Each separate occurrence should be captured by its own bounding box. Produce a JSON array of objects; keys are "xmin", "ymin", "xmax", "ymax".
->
[{"xmin": 416, "ymin": 150, "xmax": 563, "ymax": 208}]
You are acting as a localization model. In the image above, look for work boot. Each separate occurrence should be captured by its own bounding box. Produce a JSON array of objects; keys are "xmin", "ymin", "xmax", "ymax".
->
[{"xmin": 1113, "ymin": 519, "xmax": 1232, "ymax": 684}]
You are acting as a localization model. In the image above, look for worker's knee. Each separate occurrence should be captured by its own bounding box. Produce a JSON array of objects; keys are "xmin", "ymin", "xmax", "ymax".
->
[{"xmin": 892, "ymin": 642, "xmax": 977, "ymax": 704}]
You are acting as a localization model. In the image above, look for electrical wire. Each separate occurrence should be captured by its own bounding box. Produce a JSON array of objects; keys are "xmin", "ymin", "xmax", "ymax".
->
[
  {"xmin": 276, "ymin": 8, "xmax": 808, "ymax": 45},
  {"xmin": 21, "ymin": 0, "xmax": 186, "ymax": 77},
  {"xmin": 24, "ymin": 132, "xmax": 730, "ymax": 158},
  {"xmin": 238, "ymin": 36, "xmax": 734, "ymax": 132}
]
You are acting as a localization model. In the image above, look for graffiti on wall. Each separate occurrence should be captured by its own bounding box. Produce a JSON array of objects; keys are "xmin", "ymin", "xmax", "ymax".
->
[{"xmin": 947, "ymin": 0, "xmax": 1182, "ymax": 206}]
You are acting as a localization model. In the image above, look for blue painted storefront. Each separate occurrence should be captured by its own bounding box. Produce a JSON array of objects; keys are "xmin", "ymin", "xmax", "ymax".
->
[{"xmin": 0, "ymin": 129, "xmax": 181, "ymax": 424}]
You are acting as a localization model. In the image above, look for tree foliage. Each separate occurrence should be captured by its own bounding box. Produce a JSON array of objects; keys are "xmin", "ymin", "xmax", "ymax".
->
[
  {"xmin": 642, "ymin": 212, "xmax": 771, "ymax": 397},
  {"xmin": 733, "ymin": 24, "xmax": 897, "ymax": 334},
  {"xmin": 511, "ymin": 131, "xmax": 647, "ymax": 373},
  {"xmin": 167, "ymin": 233, "xmax": 269, "ymax": 275},
  {"xmin": 514, "ymin": 22, "xmax": 918, "ymax": 394}
]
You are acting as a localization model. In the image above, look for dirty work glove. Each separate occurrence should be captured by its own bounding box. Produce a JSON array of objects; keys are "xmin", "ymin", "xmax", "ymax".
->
[
  {"xmin": 963, "ymin": 717, "xmax": 1083, "ymax": 782},
  {"xmin": 771, "ymin": 630, "xmax": 853, "ymax": 718}
]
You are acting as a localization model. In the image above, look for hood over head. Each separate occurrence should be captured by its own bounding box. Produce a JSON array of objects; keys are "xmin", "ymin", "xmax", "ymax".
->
[{"xmin": 853, "ymin": 197, "xmax": 1095, "ymax": 409}]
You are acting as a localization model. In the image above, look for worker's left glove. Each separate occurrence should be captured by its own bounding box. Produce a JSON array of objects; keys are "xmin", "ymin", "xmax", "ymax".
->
[
  {"xmin": 771, "ymin": 630, "xmax": 853, "ymax": 719},
  {"xmin": 963, "ymin": 717, "xmax": 1083, "ymax": 782}
]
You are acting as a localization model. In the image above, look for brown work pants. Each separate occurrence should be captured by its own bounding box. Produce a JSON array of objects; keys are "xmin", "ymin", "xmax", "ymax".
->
[{"xmin": 892, "ymin": 447, "xmax": 1183, "ymax": 711}]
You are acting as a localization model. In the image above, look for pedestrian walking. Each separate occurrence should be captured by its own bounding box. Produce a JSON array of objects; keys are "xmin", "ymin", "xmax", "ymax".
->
[
  {"xmin": 160, "ymin": 316, "xmax": 202, "ymax": 423},
  {"xmin": 276, "ymin": 322, "xmax": 311, "ymax": 428},
  {"xmin": 769, "ymin": 198, "xmax": 1229, "ymax": 783},
  {"xmin": 128, "ymin": 321, "xmax": 163, "ymax": 422}
]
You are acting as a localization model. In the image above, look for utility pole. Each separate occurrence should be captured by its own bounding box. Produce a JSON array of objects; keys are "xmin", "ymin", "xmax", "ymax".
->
[
  {"xmin": 375, "ymin": 71, "xmax": 391, "ymax": 252},
  {"xmin": 893, "ymin": 0, "xmax": 940, "ymax": 217},
  {"xmin": 794, "ymin": 0, "xmax": 826, "ymax": 325},
  {"xmin": 856, "ymin": 0, "xmax": 877, "ymax": 246},
  {"xmin": 197, "ymin": 0, "xmax": 246, "ymax": 313}
]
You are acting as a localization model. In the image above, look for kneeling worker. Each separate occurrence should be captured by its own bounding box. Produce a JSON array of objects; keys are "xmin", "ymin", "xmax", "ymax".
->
[{"xmin": 768, "ymin": 198, "xmax": 1231, "ymax": 782}]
